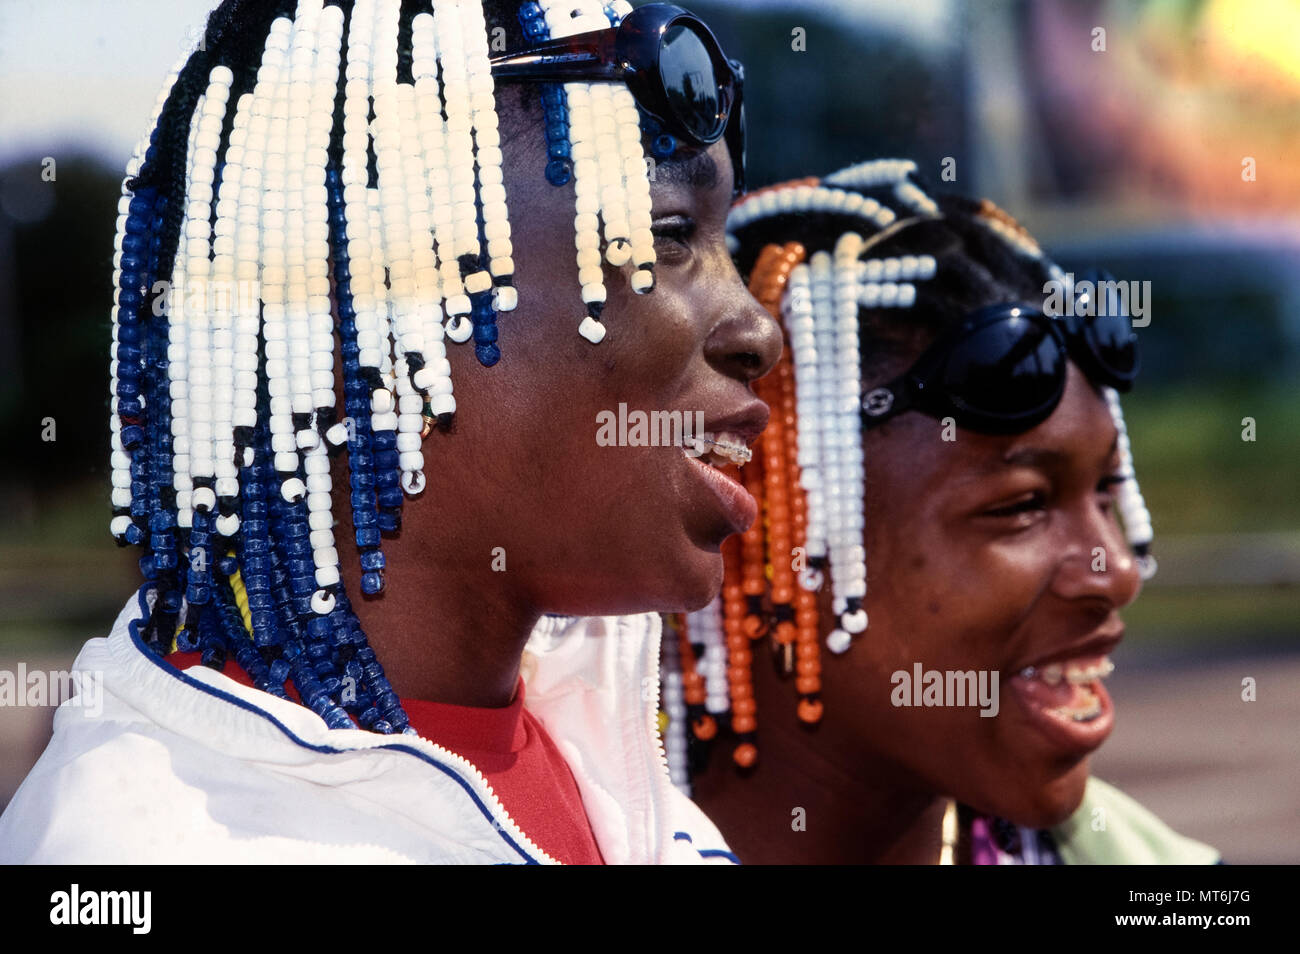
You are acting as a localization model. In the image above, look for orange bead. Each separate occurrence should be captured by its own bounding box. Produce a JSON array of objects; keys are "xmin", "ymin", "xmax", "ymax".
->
[
  {"xmin": 773, "ymin": 620, "xmax": 796, "ymax": 644},
  {"xmin": 732, "ymin": 743, "xmax": 758, "ymax": 768},
  {"xmin": 796, "ymin": 658, "xmax": 820, "ymax": 677},
  {"xmin": 730, "ymin": 648, "xmax": 752, "ymax": 667},
  {"xmin": 797, "ymin": 699, "xmax": 824, "ymax": 724},
  {"xmin": 741, "ymin": 615, "xmax": 764, "ymax": 638},
  {"xmin": 796, "ymin": 675, "xmax": 821, "ymax": 695},
  {"xmin": 731, "ymin": 715, "xmax": 757, "ymax": 734},
  {"xmin": 771, "ymin": 585, "xmax": 795, "ymax": 606},
  {"xmin": 729, "ymin": 681, "xmax": 752, "ymax": 701},
  {"xmin": 796, "ymin": 641, "xmax": 819, "ymax": 660},
  {"xmin": 732, "ymin": 698, "xmax": 757, "ymax": 717},
  {"xmin": 692, "ymin": 715, "xmax": 718, "ymax": 740}
]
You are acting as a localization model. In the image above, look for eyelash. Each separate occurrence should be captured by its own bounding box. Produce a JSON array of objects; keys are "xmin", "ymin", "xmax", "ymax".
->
[
  {"xmin": 651, "ymin": 215, "xmax": 695, "ymax": 246},
  {"xmin": 983, "ymin": 475, "xmax": 1126, "ymax": 519}
]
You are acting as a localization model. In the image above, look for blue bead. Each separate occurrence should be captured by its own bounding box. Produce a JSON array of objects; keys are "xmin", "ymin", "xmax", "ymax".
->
[
  {"xmin": 124, "ymin": 523, "xmax": 145, "ymax": 545},
  {"xmin": 359, "ymin": 550, "xmax": 385, "ymax": 571},
  {"xmin": 186, "ymin": 583, "xmax": 211, "ymax": 604},
  {"xmin": 653, "ymin": 134, "xmax": 678, "ymax": 158},
  {"xmin": 475, "ymin": 343, "xmax": 501, "ymax": 366},
  {"xmin": 376, "ymin": 511, "xmax": 399, "ymax": 532},
  {"xmin": 361, "ymin": 570, "xmax": 384, "ymax": 594},
  {"xmin": 376, "ymin": 485, "xmax": 403, "ymax": 507},
  {"xmin": 372, "ymin": 720, "xmax": 393, "ymax": 734},
  {"xmin": 545, "ymin": 159, "xmax": 572, "ymax": 186},
  {"xmin": 355, "ymin": 527, "xmax": 381, "ymax": 548},
  {"xmin": 268, "ymin": 658, "xmax": 290, "ymax": 683}
]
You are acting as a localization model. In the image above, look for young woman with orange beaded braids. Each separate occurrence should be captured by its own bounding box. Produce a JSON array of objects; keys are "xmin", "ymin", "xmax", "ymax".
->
[{"xmin": 660, "ymin": 159, "xmax": 1219, "ymax": 865}]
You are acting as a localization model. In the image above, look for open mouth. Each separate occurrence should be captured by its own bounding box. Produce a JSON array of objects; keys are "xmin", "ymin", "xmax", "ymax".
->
[
  {"xmin": 1017, "ymin": 657, "xmax": 1115, "ymax": 723},
  {"xmin": 681, "ymin": 431, "xmax": 758, "ymax": 535},
  {"xmin": 1006, "ymin": 652, "xmax": 1118, "ymax": 755},
  {"xmin": 683, "ymin": 431, "xmax": 753, "ymax": 466}
]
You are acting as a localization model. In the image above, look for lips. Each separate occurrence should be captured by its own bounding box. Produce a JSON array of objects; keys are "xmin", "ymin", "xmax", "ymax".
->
[
  {"xmin": 1005, "ymin": 631, "xmax": 1123, "ymax": 756},
  {"xmin": 679, "ymin": 399, "xmax": 768, "ymax": 536}
]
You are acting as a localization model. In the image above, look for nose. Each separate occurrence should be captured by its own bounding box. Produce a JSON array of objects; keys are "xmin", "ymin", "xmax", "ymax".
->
[
  {"xmin": 1050, "ymin": 496, "xmax": 1143, "ymax": 610},
  {"xmin": 702, "ymin": 259, "xmax": 784, "ymax": 384}
]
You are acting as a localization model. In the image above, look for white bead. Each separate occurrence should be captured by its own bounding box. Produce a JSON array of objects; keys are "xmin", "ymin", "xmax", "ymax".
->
[
  {"xmin": 492, "ymin": 285, "xmax": 518, "ymax": 312},
  {"xmin": 280, "ymin": 477, "xmax": 306, "ymax": 502},
  {"xmin": 445, "ymin": 315, "xmax": 473, "ymax": 342},
  {"xmin": 310, "ymin": 589, "xmax": 336, "ymax": 615},
  {"xmin": 826, "ymin": 629, "xmax": 852, "ymax": 654},
  {"xmin": 841, "ymin": 609, "xmax": 868, "ymax": 634},
  {"xmin": 401, "ymin": 470, "xmax": 426, "ymax": 495},
  {"xmin": 215, "ymin": 513, "xmax": 241, "ymax": 536},
  {"xmin": 578, "ymin": 316, "xmax": 606, "ymax": 344}
]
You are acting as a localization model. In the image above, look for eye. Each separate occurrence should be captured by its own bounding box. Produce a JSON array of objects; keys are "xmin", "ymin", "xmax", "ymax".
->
[
  {"xmin": 651, "ymin": 214, "xmax": 696, "ymax": 250},
  {"xmin": 982, "ymin": 491, "xmax": 1047, "ymax": 520},
  {"xmin": 1096, "ymin": 473, "xmax": 1125, "ymax": 514}
]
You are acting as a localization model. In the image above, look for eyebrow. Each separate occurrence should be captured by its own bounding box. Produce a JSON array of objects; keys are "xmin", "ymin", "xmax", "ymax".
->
[
  {"xmin": 998, "ymin": 433, "xmax": 1120, "ymax": 473},
  {"xmin": 652, "ymin": 150, "xmax": 720, "ymax": 191}
]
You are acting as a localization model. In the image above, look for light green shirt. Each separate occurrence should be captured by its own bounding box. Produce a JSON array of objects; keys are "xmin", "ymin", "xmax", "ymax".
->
[{"xmin": 1052, "ymin": 777, "xmax": 1221, "ymax": 864}]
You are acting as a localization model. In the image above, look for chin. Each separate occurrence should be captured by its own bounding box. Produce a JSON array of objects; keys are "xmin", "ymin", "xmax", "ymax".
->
[{"xmin": 998, "ymin": 758, "xmax": 1092, "ymax": 829}]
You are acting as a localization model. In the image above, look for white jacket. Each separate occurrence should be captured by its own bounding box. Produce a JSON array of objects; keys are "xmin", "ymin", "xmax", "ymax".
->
[{"xmin": 0, "ymin": 586, "xmax": 736, "ymax": 865}]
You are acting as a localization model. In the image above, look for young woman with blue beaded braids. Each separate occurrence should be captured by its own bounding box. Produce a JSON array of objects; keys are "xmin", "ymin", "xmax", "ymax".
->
[
  {"xmin": 662, "ymin": 160, "xmax": 1220, "ymax": 864},
  {"xmin": 0, "ymin": 0, "xmax": 780, "ymax": 864}
]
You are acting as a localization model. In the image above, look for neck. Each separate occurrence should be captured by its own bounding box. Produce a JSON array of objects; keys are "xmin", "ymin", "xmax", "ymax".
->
[
  {"xmin": 689, "ymin": 637, "xmax": 953, "ymax": 864},
  {"xmin": 337, "ymin": 519, "xmax": 540, "ymax": 709}
]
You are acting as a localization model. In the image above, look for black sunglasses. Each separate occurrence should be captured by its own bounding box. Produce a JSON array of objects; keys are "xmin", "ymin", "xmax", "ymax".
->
[
  {"xmin": 489, "ymin": 3, "xmax": 746, "ymax": 193},
  {"xmin": 859, "ymin": 299, "xmax": 1140, "ymax": 435}
]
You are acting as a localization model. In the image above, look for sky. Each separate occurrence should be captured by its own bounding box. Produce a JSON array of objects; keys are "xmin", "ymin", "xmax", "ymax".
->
[{"xmin": 0, "ymin": 0, "xmax": 951, "ymax": 168}]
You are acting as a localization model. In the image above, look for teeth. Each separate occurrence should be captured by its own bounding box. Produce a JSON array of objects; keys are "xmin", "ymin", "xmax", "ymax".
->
[
  {"xmin": 1066, "ymin": 659, "xmax": 1115, "ymax": 685},
  {"xmin": 686, "ymin": 431, "xmax": 752, "ymax": 466},
  {"xmin": 1049, "ymin": 685, "xmax": 1103, "ymax": 722},
  {"xmin": 1019, "ymin": 656, "xmax": 1114, "ymax": 685}
]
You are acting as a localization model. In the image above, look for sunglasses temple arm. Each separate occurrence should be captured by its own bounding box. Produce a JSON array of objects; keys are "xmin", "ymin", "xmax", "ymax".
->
[{"xmin": 488, "ymin": 29, "xmax": 619, "ymax": 79}]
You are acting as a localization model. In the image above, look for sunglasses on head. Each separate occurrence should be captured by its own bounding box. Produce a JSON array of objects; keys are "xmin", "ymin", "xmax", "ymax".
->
[
  {"xmin": 489, "ymin": 3, "xmax": 746, "ymax": 193},
  {"xmin": 859, "ymin": 294, "xmax": 1140, "ymax": 436}
]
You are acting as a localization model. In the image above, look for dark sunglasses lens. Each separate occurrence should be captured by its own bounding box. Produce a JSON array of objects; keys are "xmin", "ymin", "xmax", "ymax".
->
[
  {"xmin": 942, "ymin": 316, "xmax": 1064, "ymax": 420},
  {"xmin": 1087, "ymin": 312, "xmax": 1138, "ymax": 379},
  {"xmin": 660, "ymin": 23, "xmax": 725, "ymax": 141}
]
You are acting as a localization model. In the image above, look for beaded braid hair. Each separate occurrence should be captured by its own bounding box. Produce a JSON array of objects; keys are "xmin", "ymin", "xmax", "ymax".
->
[
  {"xmin": 109, "ymin": 0, "xmax": 683, "ymax": 735},
  {"xmin": 661, "ymin": 160, "xmax": 1155, "ymax": 782}
]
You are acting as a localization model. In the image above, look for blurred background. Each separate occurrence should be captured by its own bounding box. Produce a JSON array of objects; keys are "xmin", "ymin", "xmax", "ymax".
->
[{"xmin": 0, "ymin": 0, "xmax": 1295, "ymax": 860}]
